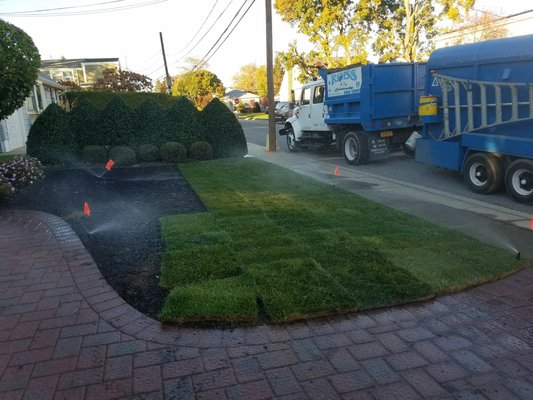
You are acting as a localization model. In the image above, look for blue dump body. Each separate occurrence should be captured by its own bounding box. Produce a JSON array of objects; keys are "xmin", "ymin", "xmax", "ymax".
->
[
  {"xmin": 318, "ymin": 63, "xmax": 426, "ymax": 132},
  {"xmin": 416, "ymin": 34, "xmax": 533, "ymax": 171}
]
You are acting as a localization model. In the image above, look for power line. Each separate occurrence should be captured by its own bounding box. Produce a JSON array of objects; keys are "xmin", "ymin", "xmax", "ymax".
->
[
  {"xmin": 193, "ymin": 0, "xmax": 251, "ymax": 70},
  {"xmin": 172, "ymin": 0, "xmax": 235, "ymax": 65},
  {"xmin": 169, "ymin": 0, "xmax": 219, "ymax": 60},
  {"xmin": 0, "ymin": 0, "xmax": 130, "ymax": 15},
  {"xmin": 194, "ymin": 0, "xmax": 257, "ymax": 71},
  {"xmin": 0, "ymin": 0, "xmax": 167, "ymax": 17}
]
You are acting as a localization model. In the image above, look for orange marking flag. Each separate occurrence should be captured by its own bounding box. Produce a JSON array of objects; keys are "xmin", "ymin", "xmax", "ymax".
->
[
  {"xmin": 334, "ymin": 166, "xmax": 340, "ymax": 176},
  {"xmin": 83, "ymin": 202, "xmax": 91, "ymax": 216},
  {"xmin": 106, "ymin": 159, "xmax": 115, "ymax": 171}
]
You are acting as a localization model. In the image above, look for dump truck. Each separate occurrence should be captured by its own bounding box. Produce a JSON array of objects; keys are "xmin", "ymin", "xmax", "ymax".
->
[
  {"xmin": 415, "ymin": 34, "xmax": 533, "ymax": 203},
  {"xmin": 279, "ymin": 62, "xmax": 426, "ymax": 165}
]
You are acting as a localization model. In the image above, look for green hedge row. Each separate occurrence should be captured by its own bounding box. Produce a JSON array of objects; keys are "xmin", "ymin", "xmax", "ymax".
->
[{"xmin": 27, "ymin": 95, "xmax": 247, "ymax": 165}]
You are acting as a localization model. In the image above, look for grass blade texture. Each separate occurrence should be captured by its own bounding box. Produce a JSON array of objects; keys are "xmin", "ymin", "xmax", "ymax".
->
[{"xmin": 159, "ymin": 158, "xmax": 527, "ymax": 325}]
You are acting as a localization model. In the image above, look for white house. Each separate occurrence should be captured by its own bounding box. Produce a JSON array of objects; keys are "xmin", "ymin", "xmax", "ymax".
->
[
  {"xmin": 277, "ymin": 67, "xmax": 305, "ymax": 103},
  {"xmin": 0, "ymin": 72, "xmax": 64, "ymax": 153},
  {"xmin": 224, "ymin": 89, "xmax": 262, "ymax": 111}
]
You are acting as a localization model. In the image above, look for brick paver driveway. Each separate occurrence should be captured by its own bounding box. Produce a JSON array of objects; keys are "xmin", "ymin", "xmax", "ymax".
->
[{"xmin": 1, "ymin": 210, "xmax": 532, "ymax": 399}]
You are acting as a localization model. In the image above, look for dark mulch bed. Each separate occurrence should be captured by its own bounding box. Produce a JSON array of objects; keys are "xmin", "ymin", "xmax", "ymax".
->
[{"xmin": 4, "ymin": 165, "xmax": 205, "ymax": 318}]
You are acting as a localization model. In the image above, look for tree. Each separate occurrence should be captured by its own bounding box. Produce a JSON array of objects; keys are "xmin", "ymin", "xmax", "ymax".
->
[
  {"xmin": 357, "ymin": 0, "xmax": 475, "ymax": 62},
  {"xmin": 58, "ymin": 80, "xmax": 81, "ymax": 90},
  {"xmin": 0, "ymin": 19, "xmax": 41, "ymax": 120},
  {"xmin": 446, "ymin": 11, "xmax": 508, "ymax": 45},
  {"xmin": 275, "ymin": 0, "xmax": 475, "ymax": 66},
  {"xmin": 172, "ymin": 70, "xmax": 225, "ymax": 110},
  {"xmin": 274, "ymin": 0, "xmax": 366, "ymax": 67},
  {"xmin": 93, "ymin": 68, "xmax": 153, "ymax": 92},
  {"xmin": 232, "ymin": 59, "xmax": 284, "ymax": 97}
]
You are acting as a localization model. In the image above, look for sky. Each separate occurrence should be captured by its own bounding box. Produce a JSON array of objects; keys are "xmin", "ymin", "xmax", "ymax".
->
[{"xmin": 0, "ymin": 0, "xmax": 531, "ymax": 88}]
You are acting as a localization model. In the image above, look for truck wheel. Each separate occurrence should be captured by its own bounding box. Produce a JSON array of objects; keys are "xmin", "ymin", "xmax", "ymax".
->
[
  {"xmin": 505, "ymin": 159, "xmax": 533, "ymax": 203},
  {"xmin": 286, "ymin": 126, "xmax": 298, "ymax": 153},
  {"xmin": 463, "ymin": 153, "xmax": 503, "ymax": 194},
  {"xmin": 343, "ymin": 131, "xmax": 367, "ymax": 165}
]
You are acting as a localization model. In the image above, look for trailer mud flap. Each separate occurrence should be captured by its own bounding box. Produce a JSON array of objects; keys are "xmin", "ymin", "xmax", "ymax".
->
[{"xmin": 367, "ymin": 136, "xmax": 390, "ymax": 161}]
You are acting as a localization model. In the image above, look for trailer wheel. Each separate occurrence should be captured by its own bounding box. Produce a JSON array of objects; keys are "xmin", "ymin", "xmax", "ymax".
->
[
  {"xmin": 463, "ymin": 153, "xmax": 503, "ymax": 194},
  {"xmin": 286, "ymin": 126, "xmax": 297, "ymax": 153},
  {"xmin": 343, "ymin": 131, "xmax": 367, "ymax": 165},
  {"xmin": 505, "ymin": 159, "xmax": 533, "ymax": 203}
]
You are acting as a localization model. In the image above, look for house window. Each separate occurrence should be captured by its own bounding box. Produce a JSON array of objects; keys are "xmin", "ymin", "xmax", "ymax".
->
[
  {"xmin": 26, "ymin": 85, "xmax": 40, "ymax": 113},
  {"xmin": 62, "ymin": 71, "xmax": 74, "ymax": 82}
]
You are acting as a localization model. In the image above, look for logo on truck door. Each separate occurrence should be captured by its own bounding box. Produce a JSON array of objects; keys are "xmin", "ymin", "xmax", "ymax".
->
[{"xmin": 327, "ymin": 67, "xmax": 362, "ymax": 97}]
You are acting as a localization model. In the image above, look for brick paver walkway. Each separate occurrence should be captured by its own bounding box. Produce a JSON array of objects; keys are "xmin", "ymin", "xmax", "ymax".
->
[{"xmin": 1, "ymin": 210, "xmax": 533, "ymax": 399}]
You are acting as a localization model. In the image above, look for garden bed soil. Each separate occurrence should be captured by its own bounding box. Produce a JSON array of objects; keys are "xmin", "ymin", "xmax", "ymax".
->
[{"xmin": 4, "ymin": 165, "xmax": 205, "ymax": 318}]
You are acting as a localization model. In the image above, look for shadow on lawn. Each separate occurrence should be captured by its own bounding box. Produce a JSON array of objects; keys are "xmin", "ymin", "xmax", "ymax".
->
[{"xmin": 4, "ymin": 165, "xmax": 206, "ymax": 318}]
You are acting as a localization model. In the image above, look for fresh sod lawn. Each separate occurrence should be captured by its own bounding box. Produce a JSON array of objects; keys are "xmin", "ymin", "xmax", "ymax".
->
[{"xmin": 159, "ymin": 158, "xmax": 528, "ymax": 325}]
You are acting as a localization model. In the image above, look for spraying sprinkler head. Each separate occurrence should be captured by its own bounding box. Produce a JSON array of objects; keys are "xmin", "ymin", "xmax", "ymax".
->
[{"xmin": 516, "ymin": 250, "xmax": 521, "ymax": 261}]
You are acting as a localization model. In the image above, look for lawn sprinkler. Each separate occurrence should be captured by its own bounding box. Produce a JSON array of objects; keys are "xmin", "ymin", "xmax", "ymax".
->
[{"xmin": 516, "ymin": 250, "xmax": 521, "ymax": 261}]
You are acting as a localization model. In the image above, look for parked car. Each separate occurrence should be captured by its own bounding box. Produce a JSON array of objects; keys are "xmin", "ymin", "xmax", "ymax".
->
[{"xmin": 274, "ymin": 102, "xmax": 296, "ymax": 123}]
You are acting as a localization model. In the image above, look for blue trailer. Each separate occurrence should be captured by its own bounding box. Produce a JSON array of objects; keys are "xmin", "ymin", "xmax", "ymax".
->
[
  {"xmin": 415, "ymin": 34, "xmax": 533, "ymax": 203},
  {"xmin": 279, "ymin": 63, "xmax": 425, "ymax": 165}
]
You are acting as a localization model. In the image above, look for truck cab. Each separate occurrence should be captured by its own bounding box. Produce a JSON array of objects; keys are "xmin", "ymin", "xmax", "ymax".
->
[{"xmin": 279, "ymin": 79, "xmax": 333, "ymax": 152}]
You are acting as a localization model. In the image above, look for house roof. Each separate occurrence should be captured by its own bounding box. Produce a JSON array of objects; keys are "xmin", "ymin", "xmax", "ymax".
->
[
  {"xmin": 41, "ymin": 58, "xmax": 120, "ymax": 69},
  {"xmin": 225, "ymin": 89, "xmax": 260, "ymax": 100},
  {"xmin": 37, "ymin": 71, "xmax": 64, "ymax": 90}
]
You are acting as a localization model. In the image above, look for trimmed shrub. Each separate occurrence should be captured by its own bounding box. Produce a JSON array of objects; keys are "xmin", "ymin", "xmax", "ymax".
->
[
  {"xmin": 109, "ymin": 146, "xmax": 137, "ymax": 166},
  {"xmin": 82, "ymin": 145, "xmax": 108, "ymax": 164},
  {"xmin": 138, "ymin": 144, "xmax": 160, "ymax": 162},
  {"xmin": 26, "ymin": 103, "xmax": 77, "ymax": 164},
  {"xmin": 62, "ymin": 90, "xmax": 176, "ymax": 110},
  {"xmin": 236, "ymin": 102, "xmax": 246, "ymax": 114},
  {"xmin": 200, "ymin": 98, "xmax": 248, "ymax": 158},
  {"xmin": 96, "ymin": 96, "xmax": 133, "ymax": 146},
  {"xmin": 0, "ymin": 156, "xmax": 44, "ymax": 192},
  {"xmin": 70, "ymin": 98, "xmax": 99, "ymax": 153},
  {"xmin": 160, "ymin": 142, "xmax": 187, "ymax": 163},
  {"xmin": 132, "ymin": 98, "xmax": 166, "ymax": 147},
  {"xmin": 189, "ymin": 141, "xmax": 213, "ymax": 161},
  {"xmin": 166, "ymin": 97, "xmax": 202, "ymax": 147}
]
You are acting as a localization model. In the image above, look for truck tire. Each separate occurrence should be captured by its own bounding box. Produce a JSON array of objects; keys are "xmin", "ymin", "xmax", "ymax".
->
[
  {"xmin": 286, "ymin": 125, "xmax": 298, "ymax": 153},
  {"xmin": 463, "ymin": 153, "xmax": 503, "ymax": 194},
  {"xmin": 343, "ymin": 131, "xmax": 367, "ymax": 165},
  {"xmin": 504, "ymin": 159, "xmax": 533, "ymax": 203}
]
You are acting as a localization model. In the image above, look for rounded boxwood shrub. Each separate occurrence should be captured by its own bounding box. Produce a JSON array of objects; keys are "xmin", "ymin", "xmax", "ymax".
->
[
  {"xmin": 137, "ymin": 144, "xmax": 160, "ymax": 162},
  {"xmin": 166, "ymin": 97, "xmax": 202, "ymax": 147},
  {"xmin": 109, "ymin": 146, "xmax": 137, "ymax": 166},
  {"xmin": 132, "ymin": 98, "xmax": 166, "ymax": 148},
  {"xmin": 97, "ymin": 96, "xmax": 134, "ymax": 146},
  {"xmin": 201, "ymin": 98, "xmax": 248, "ymax": 158},
  {"xmin": 160, "ymin": 142, "xmax": 187, "ymax": 163},
  {"xmin": 82, "ymin": 145, "xmax": 108, "ymax": 164},
  {"xmin": 26, "ymin": 103, "xmax": 77, "ymax": 164},
  {"xmin": 189, "ymin": 141, "xmax": 213, "ymax": 161},
  {"xmin": 70, "ymin": 98, "xmax": 99, "ymax": 153}
]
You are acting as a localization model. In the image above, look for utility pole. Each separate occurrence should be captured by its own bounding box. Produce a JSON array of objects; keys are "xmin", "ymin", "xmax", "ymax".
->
[
  {"xmin": 265, "ymin": 0, "xmax": 277, "ymax": 151},
  {"xmin": 159, "ymin": 32, "xmax": 172, "ymax": 95}
]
